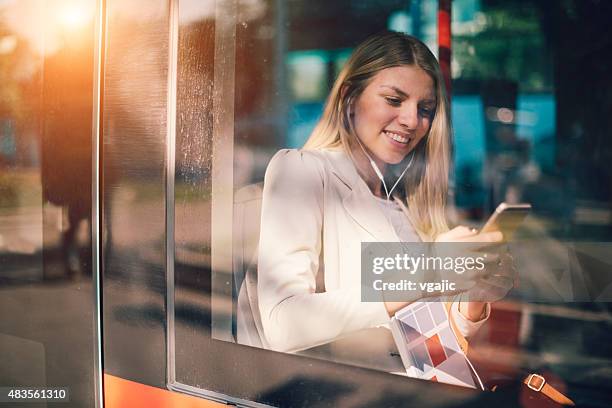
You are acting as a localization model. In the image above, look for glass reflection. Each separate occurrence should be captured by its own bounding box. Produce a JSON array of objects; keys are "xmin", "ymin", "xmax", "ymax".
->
[
  {"xmin": 0, "ymin": 0, "xmax": 96, "ymax": 406},
  {"xmin": 173, "ymin": 0, "xmax": 612, "ymax": 406},
  {"xmin": 101, "ymin": 0, "xmax": 170, "ymax": 386}
]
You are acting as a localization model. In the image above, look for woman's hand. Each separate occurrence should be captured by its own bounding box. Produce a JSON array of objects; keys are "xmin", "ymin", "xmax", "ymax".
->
[
  {"xmin": 384, "ymin": 226, "xmax": 512, "ymax": 317},
  {"xmin": 439, "ymin": 226, "xmax": 515, "ymax": 319},
  {"xmin": 459, "ymin": 301, "xmax": 488, "ymax": 322},
  {"xmin": 385, "ymin": 301, "xmax": 423, "ymax": 317},
  {"xmin": 435, "ymin": 225, "xmax": 502, "ymax": 244}
]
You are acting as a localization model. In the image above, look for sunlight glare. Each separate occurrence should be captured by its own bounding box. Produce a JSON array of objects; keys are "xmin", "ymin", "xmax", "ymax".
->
[{"xmin": 57, "ymin": 3, "xmax": 90, "ymax": 29}]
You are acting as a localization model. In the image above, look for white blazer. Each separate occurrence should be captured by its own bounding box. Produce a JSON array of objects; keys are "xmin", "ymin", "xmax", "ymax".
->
[
  {"xmin": 257, "ymin": 148, "xmax": 406, "ymax": 352},
  {"xmin": 256, "ymin": 148, "xmax": 487, "ymax": 353}
]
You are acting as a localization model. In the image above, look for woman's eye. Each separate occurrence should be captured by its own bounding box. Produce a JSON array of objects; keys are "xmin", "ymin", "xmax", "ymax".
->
[
  {"xmin": 419, "ymin": 107, "xmax": 434, "ymax": 118},
  {"xmin": 385, "ymin": 97, "xmax": 401, "ymax": 106}
]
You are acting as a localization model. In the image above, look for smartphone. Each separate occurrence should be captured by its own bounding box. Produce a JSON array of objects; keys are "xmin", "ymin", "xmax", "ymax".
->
[{"xmin": 481, "ymin": 202, "xmax": 531, "ymax": 239}]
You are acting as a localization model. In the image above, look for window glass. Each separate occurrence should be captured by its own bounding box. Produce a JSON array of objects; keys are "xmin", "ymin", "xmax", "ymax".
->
[
  {"xmin": 0, "ymin": 9, "xmax": 46, "ymax": 391},
  {"xmin": 0, "ymin": 1, "xmax": 96, "ymax": 406},
  {"xmin": 172, "ymin": 0, "xmax": 612, "ymax": 406},
  {"xmin": 101, "ymin": 0, "xmax": 172, "ymax": 386}
]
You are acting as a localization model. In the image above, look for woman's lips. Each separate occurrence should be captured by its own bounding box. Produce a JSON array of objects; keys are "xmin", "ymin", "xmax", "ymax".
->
[{"xmin": 384, "ymin": 130, "xmax": 411, "ymax": 144}]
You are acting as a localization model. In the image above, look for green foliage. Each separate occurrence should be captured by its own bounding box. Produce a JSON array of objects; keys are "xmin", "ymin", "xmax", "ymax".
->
[{"xmin": 453, "ymin": 6, "xmax": 552, "ymax": 92}]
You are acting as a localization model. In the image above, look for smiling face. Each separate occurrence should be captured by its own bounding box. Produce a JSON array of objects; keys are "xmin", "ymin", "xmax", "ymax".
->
[{"xmin": 351, "ymin": 65, "xmax": 436, "ymax": 167}]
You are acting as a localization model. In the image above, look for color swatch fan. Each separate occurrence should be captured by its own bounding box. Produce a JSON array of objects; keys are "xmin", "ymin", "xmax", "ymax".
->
[{"xmin": 390, "ymin": 302, "xmax": 477, "ymax": 388}]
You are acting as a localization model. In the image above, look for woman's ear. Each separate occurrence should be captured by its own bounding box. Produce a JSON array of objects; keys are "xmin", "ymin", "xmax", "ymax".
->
[
  {"xmin": 340, "ymin": 83, "xmax": 349, "ymax": 100},
  {"xmin": 340, "ymin": 84, "xmax": 353, "ymax": 114}
]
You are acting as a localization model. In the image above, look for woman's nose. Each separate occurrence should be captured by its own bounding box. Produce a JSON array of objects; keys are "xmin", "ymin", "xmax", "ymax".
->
[{"xmin": 397, "ymin": 104, "xmax": 419, "ymax": 130}]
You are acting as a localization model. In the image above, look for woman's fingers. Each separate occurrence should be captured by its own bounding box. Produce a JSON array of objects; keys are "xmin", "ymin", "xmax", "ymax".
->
[
  {"xmin": 461, "ymin": 230, "xmax": 503, "ymax": 243},
  {"xmin": 481, "ymin": 252, "xmax": 500, "ymax": 264},
  {"xmin": 435, "ymin": 225, "xmax": 478, "ymax": 242},
  {"xmin": 473, "ymin": 231, "xmax": 504, "ymax": 243},
  {"xmin": 453, "ymin": 231, "xmax": 504, "ymax": 258},
  {"xmin": 384, "ymin": 301, "xmax": 409, "ymax": 317},
  {"xmin": 431, "ymin": 226, "xmax": 515, "ymax": 303},
  {"xmin": 463, "ymin": 275, "xmax": 514, "ymax": 302},
  {"xmin": 436, "ymin": 226, "xmax": 503, "ymax": 244}
]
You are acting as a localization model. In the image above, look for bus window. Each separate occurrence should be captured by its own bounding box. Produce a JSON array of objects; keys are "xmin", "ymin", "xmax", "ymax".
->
[{"xmin": 101, "ymin": 0, "xmax": 612, "ymax": 406}]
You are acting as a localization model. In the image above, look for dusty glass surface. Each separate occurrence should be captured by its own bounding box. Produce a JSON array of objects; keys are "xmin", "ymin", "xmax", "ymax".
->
[{"xmin": 173, "ymin": 0, "xmax": 216, "ymax": 384}]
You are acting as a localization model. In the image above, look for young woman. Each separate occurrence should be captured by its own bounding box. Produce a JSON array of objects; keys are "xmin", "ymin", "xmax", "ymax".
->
[{"xmin": 256, "ymin": 31, "xmax": 508, "ymax": 353}]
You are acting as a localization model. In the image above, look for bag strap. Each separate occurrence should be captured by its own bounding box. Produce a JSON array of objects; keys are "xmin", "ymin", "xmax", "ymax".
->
[{"xmin": 522, "ymin": 374, "xmax": 575, "ymax": 406}]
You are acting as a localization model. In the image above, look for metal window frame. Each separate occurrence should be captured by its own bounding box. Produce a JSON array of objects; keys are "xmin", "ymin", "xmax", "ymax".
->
[
  {"xmin": 91, "ymin": 0, "xmax": 106, "ymax": 407},
  {"xmin": 165, "ymin": 0, "xmax": 179, "ymax": 387}
]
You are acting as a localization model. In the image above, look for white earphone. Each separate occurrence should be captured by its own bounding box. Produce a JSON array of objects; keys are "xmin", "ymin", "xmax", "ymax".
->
[
  {"xmin": 353, "ymin": 133, "xmax": 415, "ymax": 201},
  {"xmin": 346, "ymin": 94, "xmax": 415, "ymax": 200}
]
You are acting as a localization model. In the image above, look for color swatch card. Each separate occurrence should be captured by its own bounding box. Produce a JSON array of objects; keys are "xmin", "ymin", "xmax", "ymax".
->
[{"xmin": 390, "ymin": 302, "xmax": 477, "ymax": 388}]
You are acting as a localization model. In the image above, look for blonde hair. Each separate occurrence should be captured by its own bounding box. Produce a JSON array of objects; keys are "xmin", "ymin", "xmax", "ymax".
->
[{"xmin": 303, "ymin": 31, "xmax": 451, "ymax": 240}]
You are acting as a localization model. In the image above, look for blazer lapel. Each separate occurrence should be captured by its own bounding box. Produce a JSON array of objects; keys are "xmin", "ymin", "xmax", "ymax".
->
[
  {"xmin": 323, "ymin": 149, "xmax": 399, "ymax": 242},
  {"xmin": 343, "ymin": 186, "xmax": 400, "ymax": 242}
]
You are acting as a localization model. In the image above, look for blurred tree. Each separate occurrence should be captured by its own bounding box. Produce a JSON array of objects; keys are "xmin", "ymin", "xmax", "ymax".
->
[{"xmin": 453, "ymin": 3, "xmax": 552, "ymax": 92}]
